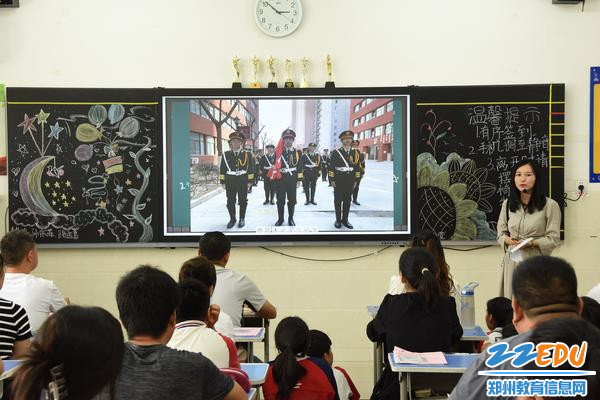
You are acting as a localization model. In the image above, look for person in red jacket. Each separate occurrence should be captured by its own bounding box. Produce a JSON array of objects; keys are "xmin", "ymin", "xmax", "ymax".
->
[
  {"xmin": 263, "ymin": 317, "xmax": 339, "ymax": 400},
  {"xmin": 307, "ymin": 330, "xmax": 360, "ymax": 400}
]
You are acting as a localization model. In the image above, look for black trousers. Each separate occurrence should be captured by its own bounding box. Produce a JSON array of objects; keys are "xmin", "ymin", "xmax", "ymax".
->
[
  {"xmin": 225, "ymin": 176, "xmax": 248, "ymax": 219},
  {"xmin": 275, "ymin": 175, "xmax": 297, "ymax": 206},
  {"xmin": 321, "ymin": 168, "xmax": 328, "ymax": 181},
  {"xmin": 353, "ymin": 178, "xmax": 362, "ymax": 201},
  {"xmin": 334, "ymin": 173, "xmax": 354, "ymax": 222},
  {"xmin": 303, "ymin": 173, "xmax": 318, "ymax": 202},
  {"xmin": 263, "ymin": 176, "xmax": 275, "ymax": 201}
]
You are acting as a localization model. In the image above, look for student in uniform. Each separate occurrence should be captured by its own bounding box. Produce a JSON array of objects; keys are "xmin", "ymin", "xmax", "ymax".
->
[
  {"xmin": 301, "ymin": 142, "xmax": 321, "ymax": 205},
  {"xmin": 367, "ymin": 247, "xmax": 462, "ymax": 399},
  {"xmin": 263, "ymin": 316, "xmax": 338, "ymax": 400},
  {"xmin": 306, "ymin": 329, "xmax": 360, "ymax": 400},
  {"xmin": 477, "ymin": 297, "xmax": 516, "ymax": 352}
]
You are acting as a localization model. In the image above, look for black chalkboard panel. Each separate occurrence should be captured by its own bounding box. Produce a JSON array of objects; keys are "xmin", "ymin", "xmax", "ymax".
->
[
  {"xmin": 6, "ymin": 88, "xmax": 159, "ymax": 244},
  {"xmin": 415, "ymin": 84, "xmax": 565, "ymax": 240}
]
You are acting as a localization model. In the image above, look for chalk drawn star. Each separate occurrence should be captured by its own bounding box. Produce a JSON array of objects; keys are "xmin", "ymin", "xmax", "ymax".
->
[
  {"xmin": 35, "ymin": 109, "xmax": 51, "ymax": 125},
  {"xmin": 136, "ymin": 173, "xmax": 141, "ymax": 179},
  {"xmin": 17, "ymin": 144, "xmax": 29, "ymax": 156},
  {"xmin": 129, "ymin": 221, "xmax": 135, "ymax": 227},
  {"xmin": 146, "ymin": 197, "xmax": 151, "ymax": 202},
  {"xmin": 52, "ymin": 191, "xmax": 57, "ymax": 198},
  {"xmin": 63, "ymin": 201, "xmax": 69, "ymax": 207},
  {"xmin": 55, "ymin": 144, "xmax": 63, "ymax": 154},
  {"xmin": 54, "ymin": 182, "xmax": 60, "ymax": 188},
  {"xmin": 44, "ymin": 182, "xmax": 50, "ymax": 188},
  {"xmin": 71, "ymin": 196, "xmax": 76, "ymax": 201},
  {"xmin": 96, "ymin": 160, "xmax": 101, "ymax": 165},
  {"xmin": 114, "ymin": 184, "xmax": 123, "ymax": 194},
  {"xmin": 18, "ymin": 114, "xmax": 37, "ymax": 135},
  {"xmin": 65, "ymin": 180, "xmax": 71, "ymax": 188},
  {"xmin": 99, "ymin": 200, "xmax": 107, "ymax": 209},
  {"xmin": 61, "ymin": 194, "xmax": 66, "ymax": 200},
  {"xmin": 125, "ymin": 179, "xmax": 132, "ymax": 186},
  {"xmin": 98, "ymin": 227, "xmax": 105, "ymax": 236},
  {"xmin": 48, "ymin": 122, "xmax": 64, "ymax": 140}
]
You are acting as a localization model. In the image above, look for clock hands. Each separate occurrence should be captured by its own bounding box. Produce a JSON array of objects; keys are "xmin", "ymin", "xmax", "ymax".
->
[{"xmin": 264, "ymin": 1, "xmax": 292, "ymax": 22}]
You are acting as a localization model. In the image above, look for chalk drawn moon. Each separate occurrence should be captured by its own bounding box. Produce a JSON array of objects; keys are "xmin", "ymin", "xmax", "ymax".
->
[{"xmin": 19, "ymin": 156, "xmax": 59, "ymax": 217}]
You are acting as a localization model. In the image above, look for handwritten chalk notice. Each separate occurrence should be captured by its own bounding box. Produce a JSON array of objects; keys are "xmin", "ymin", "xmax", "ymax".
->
[
  {"xmin": 415, "ymin": 84, "xmax": 565, "ymax": 241},
  {"xmin": 6, "ymin": 88, "xmax": 159, "ymax": 244}
]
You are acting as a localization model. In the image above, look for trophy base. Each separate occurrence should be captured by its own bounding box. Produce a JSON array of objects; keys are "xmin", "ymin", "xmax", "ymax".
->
[
  {"xmin": 231, "ymin": 82, "xmax": 242, "ymax": 88},
  {"xmin": 284, "ymin": 81, "xmax": 294, "ymax": 88},
  {"xmin": 268, "ymin": 82, "xmax": 278, "ymax": 89},
  {"xmin": 325, "ymin": 81, "xmax": 336, "ymax": 88},
  {"xmin": 249, "ymin": 82, "xmax": 261, "ymax": 88}
]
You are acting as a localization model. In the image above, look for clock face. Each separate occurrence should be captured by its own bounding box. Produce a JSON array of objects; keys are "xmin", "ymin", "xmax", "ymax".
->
[{"xmin": 255, "ymin": 0, "xmax": 303, "ymax": 38}]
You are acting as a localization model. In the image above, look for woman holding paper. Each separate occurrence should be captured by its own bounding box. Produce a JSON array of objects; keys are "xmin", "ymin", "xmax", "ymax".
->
[{"xmin": 497, "ymin": 159, "xmax": 561, "ymax": 298}]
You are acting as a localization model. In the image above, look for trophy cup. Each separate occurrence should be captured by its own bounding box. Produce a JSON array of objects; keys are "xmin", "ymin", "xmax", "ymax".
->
[
  {"xmin": 325, "ymin": 54, "xmax": 335, "ymax": 88},
  {"xmin": 284, "ymin": 59, "xmax": 294, "ymax": 88},
  {"xmin": 250, "ymin": 56, "xmax": 261, "ymax": 88},
  {"xmin": 232, "ymin": 56, "xmax": 242, "ymax": 88},
  {"xmin": 300, "ymin": 57, "xmax": 309, "ymax": 88},
  {"xmin": 268, "ymin": 56, "xmax": 278, "ymax": 89}
]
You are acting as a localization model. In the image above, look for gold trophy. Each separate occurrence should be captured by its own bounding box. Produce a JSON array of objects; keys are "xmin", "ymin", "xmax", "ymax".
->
[
  {"xmin": 232, "ymin": 56, "xmax": 242, "ymax": 88},
  {"xmin": 325, "ymin": 54, "xmax": 335, "ymax": 88},
  {"xmin": 267, "ymin": 56, "xmax": 278, "ymax": 89},
  {"xmin": 284, "ymin": 59, "xmax": 294, "ymax": 88},
  {"xmin": 300, "ymin": 57, "xmax": 309, "ymax": 88},
  {"xmin": 250, "ymin": 56, "xmax": 261, "ymax": 88}
]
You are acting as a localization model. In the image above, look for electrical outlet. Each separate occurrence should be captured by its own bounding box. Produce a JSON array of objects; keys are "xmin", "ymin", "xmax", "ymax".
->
[{"xmin": 576, "ymin": 180, "xmax": 587, "ymax": 196}]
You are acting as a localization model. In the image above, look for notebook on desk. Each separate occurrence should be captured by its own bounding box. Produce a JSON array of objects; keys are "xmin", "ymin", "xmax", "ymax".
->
[{"xmin": 392, "ymin": 347, "xmax": 447, "ymax": 365}]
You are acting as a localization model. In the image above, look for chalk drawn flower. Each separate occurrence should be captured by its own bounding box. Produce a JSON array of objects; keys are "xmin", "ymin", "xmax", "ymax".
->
[{"xmin": 443, "ymin": 153, "xmax": 496, "ymax": 213}]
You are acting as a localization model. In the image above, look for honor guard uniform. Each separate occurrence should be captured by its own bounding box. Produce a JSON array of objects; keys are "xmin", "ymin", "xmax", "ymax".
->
[
  {"xmin": 259, "ymin": 144, "xmax": 276, "ymax": 205},
  {"xmin": 274, "ymin": 129, "xmax": 303, "ymax": 226},
  {"xmin": 301, "ymin": 142, "xmax": 321, "ymax": 205},
  {"xmin": 321, "ymin": 149, "xmax": 330, "ymax": 182},
  {"xmin": 351, "ymin": 140, "xmax": 366, "ymax": 205},
  {"xmin": 329, "ymin": 130, "xmax": 360, "ymax": 229},
  {"xmin": 219, "ymin": 131, "xmax": 254, "ymax": 229}
]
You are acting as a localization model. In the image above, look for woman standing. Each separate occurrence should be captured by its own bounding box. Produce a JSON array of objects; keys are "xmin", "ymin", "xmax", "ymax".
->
[{"xmin": 497, "ymin": 159, "xmax": 561, "ymax": 298}]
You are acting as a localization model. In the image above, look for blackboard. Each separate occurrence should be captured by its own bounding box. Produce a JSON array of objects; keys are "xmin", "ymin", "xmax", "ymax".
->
[
  {"xmin": 6, "ymin": 88, "xmax": 160, "ymax": 244},
  {"xmin": 415, "ymin": 84, "xmax": 565, "ymax": 240}
]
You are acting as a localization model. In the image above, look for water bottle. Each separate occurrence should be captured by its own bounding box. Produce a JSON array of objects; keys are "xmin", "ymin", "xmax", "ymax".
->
[{"xmin": 460, "ymin": 282, "xmax": 480, "ymax": 328}]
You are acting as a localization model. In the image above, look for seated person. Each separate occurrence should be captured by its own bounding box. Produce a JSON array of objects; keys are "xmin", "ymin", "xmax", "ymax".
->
[
  {"xmin": 307, "ymin": 329, "xmax": 360, "ymax": 400},
  {"xmin": 450, "ymin": 256, "xmax": 584, "ymax": 400},
  {"xmin": 114, "ymin": 265, "xmax": 246, "ymax": 400},
  {"xmin": 587, "ymin": 282, "xmax": 600, "ymax": 303},
  {"xmin": 582, "ymin": 295, "xmax": 600, "ymax": 329},
  {"xmin": 198, "ymin": 232, "xmax": 276, "ymax": 327},
  {"xmin": 478, "ymin": 297, "xmax": 516, "ymax": 352},
  {"xmin": 167, "ymin": 279, "xmax": 240, "ymax": 369},
  {"xmin": 11, "ymin": 306, "xmax": 123, "ymax": 400},
  {"xmin": 0, "ymin": 230, "xmax": 67, "ymax": 334},
  {"xmin": 263, "ymin": 316, "xmax": 338, "ymax": 400},
  {"xmin": 367, "ymin": 247, "xmax": 462, "ymax": 399},
  {"xmin": 179, "ymin": 256, "xmax": 235, "ymax": 337},
  {"xmin": 0, "ymin": 256, "xmax": 31, "ymax": 360}
]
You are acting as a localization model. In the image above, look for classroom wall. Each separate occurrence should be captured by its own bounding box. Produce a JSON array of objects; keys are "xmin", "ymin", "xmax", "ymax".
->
[{"xmin": 1, "ymin": 0, "xmax": 600, "ymax": 396}]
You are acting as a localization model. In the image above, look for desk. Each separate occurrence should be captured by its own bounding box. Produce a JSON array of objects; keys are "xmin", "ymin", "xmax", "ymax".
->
[
  {"xmin": 241, "ymin": 363, "xmax": 269, "ymax": 385},
  {"xmin": 233, "ymin": 327, "xmax": 266, "ymax": 362},
  {"xmin": 388, "ymin": 353, "xmax": 478, "ymax": 400},
  {"xmin": 248, "ymin": 387, "xmax": 257, "ymax": 400},
  {"xmin": 242, "ymin": 307, "xmax": 271, "ymax": 361},
  {"xmin": 461, "ymin": 326, "xmax": 488, "ymax": 341}
]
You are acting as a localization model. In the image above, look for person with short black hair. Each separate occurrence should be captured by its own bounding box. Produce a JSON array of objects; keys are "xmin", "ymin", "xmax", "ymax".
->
[
  {"xmin": 450, "ymin": 255, "xmax": 584, "ymax": 400},
  {"xmin": 497, "ymin": 159, "xmax": 561, "ymax": 298},
  {"xmin": 367, "ymin": 247, "xmax": 462, "ymax": 399},
  {"xmin": 114, "ymin": 265, "xmax": 246, "ymax": 400},
  {"xmin": 0, "ymin": 229, "xmax": 67, "ymax": 334},
  {"xmin": 12, "ymin": 306, "xmax": 123, "ymax": 400},
  {"xmin": 478, "ymin": 297, "xmax": 516, "ymax": 351},
  {"xmin": 167, "ymin": 279, "xmax": 239, "ymax": 369},
  {"xmin": 263, "ymin": 317, "xmax": 338, "ymax": 400},
  {"xmin": 198, "ymin": 232, "xmax": 276, "ymax": 327},
  {"xmin": 307, "ymin": 330, "xmax": 360, "ymax": 400}
]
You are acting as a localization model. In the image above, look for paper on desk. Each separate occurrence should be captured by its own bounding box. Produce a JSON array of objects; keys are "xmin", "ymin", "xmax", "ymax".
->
[
  {"xmin": 393, "ymin": 347, "xmax": 447, "ymax": 365},
  {"xmin": 234, "ymin": 327, "xmax": 262, "ymax": 336}
]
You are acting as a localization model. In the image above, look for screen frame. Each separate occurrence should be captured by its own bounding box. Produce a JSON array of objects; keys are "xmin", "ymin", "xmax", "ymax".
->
[{"xmin": 157, "ymin": 86, "xmax": 418, "ymax": 246}]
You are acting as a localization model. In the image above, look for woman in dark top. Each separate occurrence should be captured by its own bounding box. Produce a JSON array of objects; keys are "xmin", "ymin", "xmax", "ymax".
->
[{"xmin": 367, "ymin": 247, "xmax": 463, "ymax": 399}]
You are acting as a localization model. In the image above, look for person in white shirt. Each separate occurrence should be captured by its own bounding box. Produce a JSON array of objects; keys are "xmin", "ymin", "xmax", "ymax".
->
[
  {"xmin": 167, "ymin": 279, "xmax": 239, "ymax": 369},
  {"xmin": 178, "ymin": 256, "xmax": 235, "ymax": 338},
  {"xmin": 587, "ymin": 283, "xmax": 600, "ymax": 303},
  {"xmin": 198, "ymin": 232, "xmax": 276, "ymax": 327},
  {"xmin": 0, "ymin": 230, "xmax": 67, "ymax": 334}
]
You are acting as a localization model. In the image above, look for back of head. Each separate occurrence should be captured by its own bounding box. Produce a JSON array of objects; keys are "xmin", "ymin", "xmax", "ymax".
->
[
  {"xmin": 306, "ymin": 329, "xmax": 332, "ymax": 358},
  {"xmin": 399, "ymin": 247, "xmax": 440, "ymax": 310},
  {"xmin": 487, "ymin": 297, "xmax": 514, "ymax": 328},
  {"xmin": 0, "ymin": 229, "xmax": 35, "ymax": 266},
  {"xmin": 179, "ymin": 256, "xmax": 216, "ymax": 288},
  {"xmin": 177, "ymin": 279, "xmax": 210, "ymax": 323},
  {"xmin": 512, "ymin": 256, "xmax": 579, "ymax": 317},
  {"xmin": 411, "ymin": 230, "xmax": 453, "ymax": 296},
  {"xmin": 528, "ymin": 318, "xmax": 600, "ymax": 399},
  {"xmin": 273, "ymin": 316, "xmax": 309, "ymax": 400},
  {"xmin": 116, "ymin": 265, "xmax": 180, "ymax": 339},
  {"xmin": 12, "ymin": 305, "xmax": 124, "ymax": 400},
  {"xmin": 199, "ymin": 231, "xmax": 231, "ymax": 262},
  {"xmin": 582, "ymin": 296, "xmax": 600, "ymax": 329}
]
